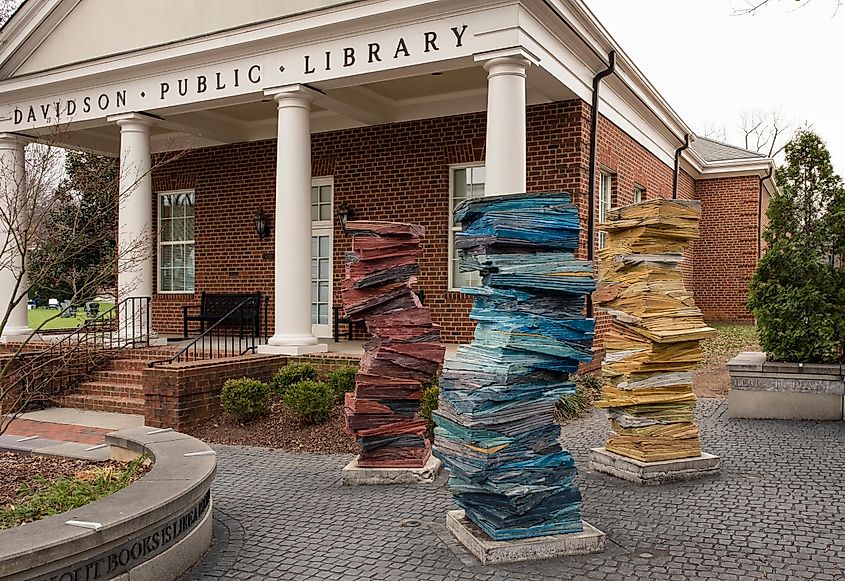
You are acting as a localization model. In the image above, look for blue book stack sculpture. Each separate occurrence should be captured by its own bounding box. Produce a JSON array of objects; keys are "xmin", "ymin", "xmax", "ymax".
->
[{"xmin": 433, "ymin": 191, "xmax": 596, "ymax": 542}]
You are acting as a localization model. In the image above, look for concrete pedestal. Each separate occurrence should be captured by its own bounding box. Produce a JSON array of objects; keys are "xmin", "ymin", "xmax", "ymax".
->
[
  {"xmin": 589, "ymin": 447, "xmax": 721, "ymax": 485},
  {"xmin": 446, "ymin": 510, "xmax": 605, "ymax": 564},
  {"xmin": 257, "ymin": 343, "xmax": 328, "ymax": 356},
  {"xmin": 341, "ymin": 455, "xmax": 441, "ymax": 485}
]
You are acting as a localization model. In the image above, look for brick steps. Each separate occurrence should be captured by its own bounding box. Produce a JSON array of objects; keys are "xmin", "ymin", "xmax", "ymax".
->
[
  {"xmin": 73, "ymin": 381, "xmax": 144, "ymax": 399},
  {"xmin": 51, "ymin": 346, "xmax": 179, "ymax": 415},
  {"xmin": 87, "ymin": 370, "xmax": 144, "ymax": 385},
  {"xmin": 56, "ymin": 393, "xmax": 145, "ymax": 415}
]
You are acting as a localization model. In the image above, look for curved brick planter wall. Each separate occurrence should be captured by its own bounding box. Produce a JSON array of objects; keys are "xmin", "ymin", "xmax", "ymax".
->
[{"xmin": 0, "ymin": 428, "xmax": 216, "ymax": 581}]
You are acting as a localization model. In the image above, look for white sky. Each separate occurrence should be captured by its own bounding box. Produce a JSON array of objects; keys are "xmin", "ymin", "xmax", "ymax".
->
[{"xmin": 585, "ymin": 0, "xmax": 845, "ymax": 171}]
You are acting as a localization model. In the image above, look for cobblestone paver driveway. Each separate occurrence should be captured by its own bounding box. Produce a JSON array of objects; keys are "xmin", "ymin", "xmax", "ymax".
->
[{"xmin": 183, "ymin": 400, "xmax": 845, "ymax": 580}]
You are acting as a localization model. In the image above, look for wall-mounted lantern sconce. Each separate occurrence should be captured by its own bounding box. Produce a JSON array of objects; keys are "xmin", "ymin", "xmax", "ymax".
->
[
  {"xmin": 254, "ymin": 209, "xmax": 271, "ymax": 240},
  {"xmin": 338, "ymin": 201, "xmax": 354, "ymax": 233}
]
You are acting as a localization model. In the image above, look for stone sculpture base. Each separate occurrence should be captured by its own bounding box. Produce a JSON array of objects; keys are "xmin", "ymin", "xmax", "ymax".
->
[
  {"xmin": 589, "ymin": 447, "xmax": 721, "ymax": 485},
  {"xmin": 446, "ymin": 510, "xmax": 605, "ymax": 564},
  {"xmin": 341, "ymin": 455, "xmax": 441, "ymax": 486}
]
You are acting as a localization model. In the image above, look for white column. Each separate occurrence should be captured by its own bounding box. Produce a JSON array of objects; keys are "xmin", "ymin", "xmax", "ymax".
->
[
  {"xmin": 0, "ymin": 134, "xmax": 32, "ymax": 339},
  {"xmin": 476, "ymin": 54, "xmax": 532, "ymax": 197},
  {"xmin": 260, "ymin": 85, "xmax": 327, "ymax": 355},
  {"xmin": 108, "ymin": 113, "xmax": 155, "ymax": 340}
]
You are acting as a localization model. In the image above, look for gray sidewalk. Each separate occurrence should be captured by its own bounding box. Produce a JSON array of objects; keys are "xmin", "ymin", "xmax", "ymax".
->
[{"xmin": 183, "ymin": 399, "xmax": 845, "ymax": 580}]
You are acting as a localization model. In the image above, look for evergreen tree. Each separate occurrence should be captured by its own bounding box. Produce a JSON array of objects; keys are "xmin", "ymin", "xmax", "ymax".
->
[
  {"xmin": 748, "ymin": 130, "xmax": 845, "ymax": 362},
  {"xmin": 28, "ymin": 152, "xmax": 118, "ymax": 302}
]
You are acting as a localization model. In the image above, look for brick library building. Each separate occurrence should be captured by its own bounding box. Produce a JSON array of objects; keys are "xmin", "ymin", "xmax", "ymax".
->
[{"xmin": 0, "ymin": 0, "xmax": 774, "ymax": 352}]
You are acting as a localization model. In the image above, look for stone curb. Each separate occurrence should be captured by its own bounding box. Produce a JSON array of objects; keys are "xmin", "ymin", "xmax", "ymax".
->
[{"xmin": 0, "ymin": 427, "xmax": 217, "ymax": 580}]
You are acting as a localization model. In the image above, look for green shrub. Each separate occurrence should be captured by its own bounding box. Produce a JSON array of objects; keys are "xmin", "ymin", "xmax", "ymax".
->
[
  {"xmin": 419, "ymin": 378, "xmax": 440, "ymax": 437},
  {"xmin": 220, "ymin": 377, "xmax": 270, "ymax": 423},
  {"xmin": 748, "ymin": 130, "xmax": 845, "ymax": 363},
  {"xmin": 555, "ymin": 374, "xmax": 602, "ymax": 422},
  {"xmin": 555, "ymin": 383, "xmax": 591, "ymax": 422},
  {"xmin": 283, "ymin": 380, "xmax": 334, "ymax": 424},
  {"xmin": 271, "ymin": 362, "xmax": 318, "ymax": 395},
  {"xmin": 573, "ymin": 372, "xmax": 604, "ymax": 396},
  {"xmin": 327, "ymin": 366, "xmax": 357, "ymax": 401}
]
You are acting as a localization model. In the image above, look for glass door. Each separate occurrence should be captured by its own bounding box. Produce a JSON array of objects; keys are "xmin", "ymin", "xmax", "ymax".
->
[{"xmin": 311, "ymin": 178, "xmax": 333, "ymax": 338}]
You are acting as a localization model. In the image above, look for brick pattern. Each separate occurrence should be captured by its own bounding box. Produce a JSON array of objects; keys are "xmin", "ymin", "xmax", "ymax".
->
[
  {"xmin": 149, "ymin": 100, "xmax": 758, "ymax": 345},
  {"xmin": 589, "ymin": 113, "xmax": 697, "ymax": 352},
  {"xmin": 693, "ymin": 176, "xmax": 761, "ymax": 322},
  {"xmin": 143, "ymin": 353, "xmax": 360, "ymax": 430},
  {"xmin": 3, "ymin": 418, "xmax": 110, "ymax": 445}
]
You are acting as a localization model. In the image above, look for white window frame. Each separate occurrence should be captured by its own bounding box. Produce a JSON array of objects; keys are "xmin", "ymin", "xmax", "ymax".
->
[
  {"xmin": 448, "ymin": 163, "xmax": 485, "ymax": 291},
  {"xmin": 633, "ymin": 185, "xmax": 645, "ymax": 204},
  {"xmin": 311, "ymin": 177, "xmax": 334, "ymax": 338},
  {"xmin": 157, "ymin": 189, "xmax": 196, "ymax": 294},
  {"xmin": 598, "ymin": 171, "xmax": 613, "ymax": 250}
]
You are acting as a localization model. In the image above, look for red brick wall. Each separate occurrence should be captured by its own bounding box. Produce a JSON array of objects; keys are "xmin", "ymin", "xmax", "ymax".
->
[
  {"xmin": 151, "ymin": 101, "xmax": 586, "ymax": 343},
  {"xmin": 143, "ymin": 353, "xmax": 361, "ymax": 430},
  {"xmin": 149, "ymin": 100, "xmax": 759, "ymax": 343},
  {"xmin": 693, "ymin": 175, "xmax": 761, "ymax": 322},
  {"xmin": 588, "ymin": 112, "xmax": 697, "ymax": 351}
]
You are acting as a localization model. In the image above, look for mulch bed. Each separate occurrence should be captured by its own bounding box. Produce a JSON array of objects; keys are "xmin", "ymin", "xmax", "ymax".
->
[
  {"xmin": 0, "ymin": 453, "xmax": 147, "ymax": 508},
  {"xmin": 189, "ymin": 399, "xmax": 357, "ymax": 454}
]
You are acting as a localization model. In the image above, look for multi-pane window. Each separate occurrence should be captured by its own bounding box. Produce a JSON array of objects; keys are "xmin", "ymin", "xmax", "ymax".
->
[
  {"xmin": 158, "ymin": 191, "xmax": 195, "ymax": 293},
  {"xmin": 633, "ymin": 185, "xmax": 645, "ymax": 204},
  {"xmin": 311, "ymin": 183, "xmax": 332, "ymax": 221},
  {"xmin": 311, "ymin": 180, "xmax": 333, "ymax": 330},
  {"xmin": 449, "ymin": 166, "xmax": 485, "ymax": 290},
  {"xmin": 311, "ymin": 235, "xmax": 331, "ymax": 326},
  {"xmin": 598, "ymin": 172, "xmax": 613, "ymax": 249}
]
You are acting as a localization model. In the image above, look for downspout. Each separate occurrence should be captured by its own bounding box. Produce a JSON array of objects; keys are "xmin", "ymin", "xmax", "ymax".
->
[
  {"xmin": 758, "ymin": 168, "xmax": 772, "ymax": 260},
  {"xmin": 587, "ymin": 50, "xmax": 616, "ymax": 318},
  {"xmin": 672, "ymin": 134, "xmax": 690, "ymax": 199}
]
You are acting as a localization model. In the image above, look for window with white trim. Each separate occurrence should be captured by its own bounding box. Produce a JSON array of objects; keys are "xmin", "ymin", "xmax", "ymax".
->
[
  {"xmin": 598, "ymin": 172, "xmax": 613, "ymax": 249},
  {"xmin": 449, "ymin": 165, "xmax": 485, "ymax": 290},
  {"xmin": 633, "ymin": 185, "xmax": 645, "ymax": 204},
  {"xmin": 158, "ymin": 190, "xmax": 195, "ymax": 293}
]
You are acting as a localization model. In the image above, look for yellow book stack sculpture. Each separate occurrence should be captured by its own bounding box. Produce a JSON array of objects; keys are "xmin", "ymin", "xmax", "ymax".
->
[{"xmin": 594, "ymin": 199, "xmax": 716, "ymax": 463}]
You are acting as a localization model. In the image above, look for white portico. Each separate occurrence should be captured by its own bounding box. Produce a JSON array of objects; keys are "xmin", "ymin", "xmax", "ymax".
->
[{"xmin": 0, "ymin": 0, "xmax": 701, "ymax": 347}]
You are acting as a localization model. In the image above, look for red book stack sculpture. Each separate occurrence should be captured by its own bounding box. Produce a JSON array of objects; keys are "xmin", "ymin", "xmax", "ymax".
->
[{"xmin": 342, "ymin": 221, "xmax": 445, "ymax": 468}]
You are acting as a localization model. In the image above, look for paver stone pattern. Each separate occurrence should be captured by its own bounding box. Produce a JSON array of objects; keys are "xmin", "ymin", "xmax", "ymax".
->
[{"xmin": 183, "ymin": 400, "xmax": 845, "ymax": 580}]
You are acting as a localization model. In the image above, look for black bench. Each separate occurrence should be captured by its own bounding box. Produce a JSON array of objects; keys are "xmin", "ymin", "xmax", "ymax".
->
[
  {"xmin": 182, "ymin": 291, "xmax": 262, "ymax": 338},
  {"xmin": 332, "ymin": 306, "xmax": 367, "ymax": 342},
  {"xmin": 332, "ymin": 289, "xmax": 425, "ymax": 342}
]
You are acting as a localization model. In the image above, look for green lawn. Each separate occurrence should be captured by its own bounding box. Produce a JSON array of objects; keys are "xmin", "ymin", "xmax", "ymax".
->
[
  {"xmin": 28, "ymin": 303, "xmax": 114, "ymax": 331},
  {"xmin": 699, "ymin": 324, "xmax": 760, "ymax": 366}
]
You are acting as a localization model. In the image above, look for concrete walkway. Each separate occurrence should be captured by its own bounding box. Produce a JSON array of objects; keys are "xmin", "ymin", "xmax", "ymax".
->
[
  {"xmin": 183, "ymin": 399, "xmax": 845, "ymax": 581},
  {"xmin": 1, "ymin": 407, "xmax": 145, "ymax": 460}
]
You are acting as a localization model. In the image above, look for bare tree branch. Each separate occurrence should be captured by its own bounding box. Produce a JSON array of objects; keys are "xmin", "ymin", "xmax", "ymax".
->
[
  {"xmin": 0, "ymin": 125, "xmax": 191, "ymax": 434},
  {"xmin": 734, "ymin": 0, "xmax": 842, "ymax": 15}
]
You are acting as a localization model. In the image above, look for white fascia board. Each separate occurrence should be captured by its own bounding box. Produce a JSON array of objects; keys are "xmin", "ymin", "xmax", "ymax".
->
[
  {"xmin": 698, "ymin": 158, "xmax": 775, "ymax": 180},
  {"xmin": 0, "ymin": 0, "xmax": 503, "ymax": 96},
  {"xmin": 519, "ymin": 1, "xmax": 687, "ymax": 168},
  {"xmin": 0, "ymin": 0, "xmax": 69, "ymax": 73},
  {"xmin": 561, "ymin": 0, "xmax": 694, "ymax": 139},
  {"xmin": 529, "ymin": 0, "xmax": 693, "ymax": 153},
  {"xmin": 0, "ymin": 0, "xmax": 518, "ymax": 133}
]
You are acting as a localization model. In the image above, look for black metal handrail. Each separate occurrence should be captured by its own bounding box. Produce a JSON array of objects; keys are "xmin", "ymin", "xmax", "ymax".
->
[
  {"xmin": 148, "ymin": 296, "xmax": 261, "ymax": 367},
  {"xmin": 10, "ymin": 296, "xmax": 152, "ymax": 406}
]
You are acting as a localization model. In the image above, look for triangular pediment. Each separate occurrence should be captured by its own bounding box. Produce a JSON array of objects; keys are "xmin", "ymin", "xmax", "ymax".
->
[{"xmin": 4, "ymin": 0, "xmax": 353, "ymax": 78}]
